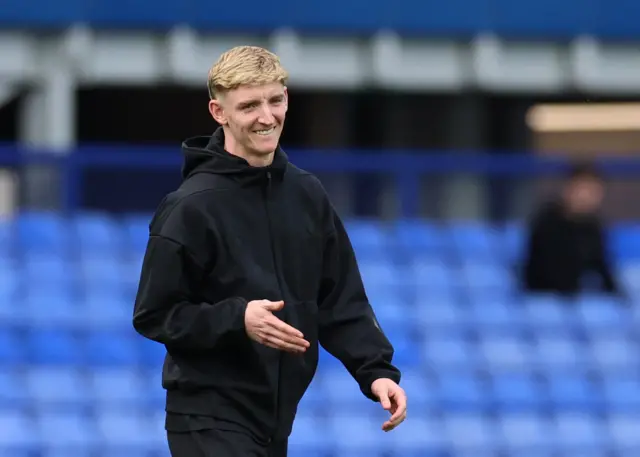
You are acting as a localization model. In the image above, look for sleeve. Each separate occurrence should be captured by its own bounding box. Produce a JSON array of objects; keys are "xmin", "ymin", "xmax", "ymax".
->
[
  {"xmin": 316, "ymin": 207, "xmax": 401, "ymax": 401},
  {"xmin": 132, "ymin": 199, "xmax": 248, "ymax": 350}
]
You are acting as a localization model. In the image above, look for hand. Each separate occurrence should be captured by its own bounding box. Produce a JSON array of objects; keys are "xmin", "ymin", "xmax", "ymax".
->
[
  {"xmin": 244, "ymin": 300, "xmax": 310, "ymax": 353},
  {"xmin": 371, "ymin": 378, "xmax": 407, "ymax": 432}
]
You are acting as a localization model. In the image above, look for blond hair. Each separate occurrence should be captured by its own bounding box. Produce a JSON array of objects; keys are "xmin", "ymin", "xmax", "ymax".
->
[{"xmin": 207, "ymin": 46, "xmax": 289, "ymax": 99}]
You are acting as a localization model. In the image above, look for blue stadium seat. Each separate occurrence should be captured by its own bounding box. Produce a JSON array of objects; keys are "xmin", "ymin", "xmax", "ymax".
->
[
  {"xmin": 36, "ymin": 410, "xmax": 97, "ymax": 453},
  {"xmin": 478, "ymin": 333, "xmax": 531, "ymax": 373},
  {"xmin": 490, "ymin": 374, "xmax": 543, "ymax": 411},
  {"xmin": 23, "ymin": 289, "xmax": 83, "ymax": 328},
  {"xmin": 391, "ymin": 219, "xmax": 447, "ymax": 258},
  {"xmin": 523, "ymin": 294, "xmax": 577, "ymax": 331},
  {"xmin": 496, "ymin": 413, "xmax": 552, "ymax": 453},
  {"xmin": 0, "ymin": 217, "xmax": 11, "ymax": 257},
  {"xmin": 0, "ymin": 259, "xmax": 18, "ymax": 306},
  {"xmin": 80, "ymin": 256, "xmax": 125, "ymax": 297},
  {"xmin": 84, "ymin": 330, "xmax": 141, "ymax": 366},
  {"xmin": 551, "ymin": 413, "xmax": 608, "ymax": 452},
  {"xmin": 545, "ymin": 374, "xmax": 603, "ymax": 411},
  {"xmin": 459, "ymin": 261, "xmax": 513, "ymax": 295},
  {"xmin": 467, "ymin": 298, "xmax": 524, "ymax": 330},
  {"xmin": 26, "ymin": 368, "xmax": 91, "ymax": 410},
  {"xmin": 329, "ymin": 413, "xmax": 389, "ymax": 457},
  {"xmin": 448, "ymin": 221, "xmax": 498, "ymax": 260},
  {"xmin": 296, "ymin": 379, "xmax": 325, "ymax": 413},
  {"xmin": 320, "ymin": 369, "xmax": 377, "ymax": 411},
  {"xmin": 95, "ymin": 409, "xmax": 161, "ymax": 453},
  {"xmin": 422, "ymin": 333, "xmax": 478, "ymax": 372},
  {"xmin": 16, "ymin": 211, "xmax": 69, "ymax": 256},
  {"xmin": 344, "ymin": 219, "xmax": 390, "ymax": 261},
  {"xmin": 136, "ymin": 337, "xmax": 166, "ymax": 368},
  {"xmin": 607, "ymin": 414, "xmax": 640, "ymax": 451},
  {"xmin": 435, "ymin": 374, "xmax": 486, "ymax": 411},
  {"xmin": 89, "ymin": 368, "xmax": 147, "ymax": 409},
  {"xmin": 26, "ymin": 328, "xmax": 83, "ymax": 365},
  {"xmin": 72, "ymin": 212, "xmax": 123, "ymax": 256},
  {"xmin": 610, "ymin": 224, "xmax": 640, "ymax": 261},
  {"xmin": 416, "ymin": 300, "xmax": 465, "ymax": 330},
  {"xmin": 0, "ymin": 410, "xmax": 36, "ymax": 452},
  {"xmin": 501, "ymin": 222, "xmax": 525, "ymax": 263},
  {"xmin": 589, "ymin": 336, "xmax": 638, "ymax": 373},
  {"xmin": 601, "ymin": 376, "xmax": 640, "ymax": 412},
  {"xmin": 139, "ymin": 369, "xmax": 165, "ymax": 410},
  {"xmin": 83, "ymin": 295, "xmax": 132, "ymax": 329},
  {"xmin": 0, "ymin": 329, "xmax": 25, "ymax": 365},
  {"xmin": 411, "ymin": 258, "xmax": 458, "ymax": 296},
  {"xmin": 0, "ymin": 371, "xmax": 29, "ymax": 409},
  {"xmin": 576, "ymin": 295, "xmax": 628, "ymax": 332},
  {"xmin": 443, "ymin": 414, "xmax": 498, "ymax": 454},
  {"xmin": 288, "ymin": 414, "xmax": 333, "ymax": 457},
  {"xmin": 533, "ymin": 335, "xmax": 589, "ymax": 373}
]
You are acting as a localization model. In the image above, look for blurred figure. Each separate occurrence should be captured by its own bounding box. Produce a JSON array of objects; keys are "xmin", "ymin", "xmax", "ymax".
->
[{"xmin": 522, "ymin": 161, "xmax": 620, "ymax": 296}]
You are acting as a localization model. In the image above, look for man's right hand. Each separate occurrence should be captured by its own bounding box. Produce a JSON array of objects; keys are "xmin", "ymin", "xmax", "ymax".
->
[{"xmin": 244, "ymin": 300, "xmax": 310, "ymax": 353}]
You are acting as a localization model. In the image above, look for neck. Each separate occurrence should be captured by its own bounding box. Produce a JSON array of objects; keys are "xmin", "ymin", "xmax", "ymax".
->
[{"xmin": 224, "ymin": 132, "xmax": 274, "ymax": 167}]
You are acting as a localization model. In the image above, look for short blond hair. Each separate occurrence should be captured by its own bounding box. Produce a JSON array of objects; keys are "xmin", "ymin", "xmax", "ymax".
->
[{"xmin": 207, "ymin": 46, "xmax": 288, "ymax": 99}]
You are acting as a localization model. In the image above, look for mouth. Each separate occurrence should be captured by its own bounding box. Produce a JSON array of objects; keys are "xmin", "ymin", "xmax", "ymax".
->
[{"xmin": 254, "ymin": 127, "xmax": 275, "ymax": 136}]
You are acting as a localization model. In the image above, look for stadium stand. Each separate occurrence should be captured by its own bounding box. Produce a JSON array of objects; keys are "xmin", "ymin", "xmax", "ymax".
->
[{"xmin": 1, "ymin": 210, "xmax": 639, "ymax": 457}]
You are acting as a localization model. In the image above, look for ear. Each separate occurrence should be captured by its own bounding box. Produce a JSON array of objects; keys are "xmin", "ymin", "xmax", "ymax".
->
[
  {"xmin": 283, "ymin": 86, "xmax": 289, "ymax": 113},
  {"xmin": 208, "ymin": 99, "xmax": 227, "ymax": 125}
]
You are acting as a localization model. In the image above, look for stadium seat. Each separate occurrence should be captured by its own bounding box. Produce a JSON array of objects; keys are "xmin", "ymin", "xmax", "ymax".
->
[
  {"xmin": 16, "ymin": 211, "xmax": 69, "ymax": 256},
  {"xmin": 0, "ymin": 410, "xmax": 36, "ymax": 452},
  {"xmin": 329, "ymin": 413, "xmax": 389, "ymax": 457},
  {"xmin": 533, "ymin": 335, "xmax": 589, "ymax": 373},
  {"xmin": 121, "ymin": 213, "xmax": 152, "ymax": 254},
  {"xmin": 523, "ymin": 294, "xmax": 578, "ymax": 331},
  {"xmin": 478, "ymin": 333, "xmax": 531, "ymax": 373},
  {"xmin": 442, "ymin": 413, "xmax": 499, "ymax": 453},
  {"xmin": 288, "ymin": 414, "xmax": 333, "ymax": 456},
  {"xmin": 544, "ymin": 374, "xmax": 604, "ymax": 411},
  {"xmin": 489, "ymin": 374, "xmax": 543, "ymax": 411},
  {"xmin": 89, "ymin": 368, "xmax": 147, "ymax": 409},
  {"xmin": 391, "ymin": 219, "xmax": 447, "ymax": 257},
  {"xmin": 551, "ymin": 412, "xmax": 609, "ymax": 452},
  {"xmin": 496, "ymin": 413, "xmax": 552, "ymax": 453},
  {"xmin": 448, "ymin": 221, "xmax": 498, "ymax": 260},
  {"xmin": 26, "ymin": 328, "xmax": 83, "ymax": 365},
  {"xmin": 601, "ymin": 376, "xmax": 640, "ymax": 412},
  {"xmin": 435, "ymin": 374, "xmax": 486, "ymax": 411},
  {"xmin": 72, "ymin": 212, "xmax": 123, "ymax": 256},
  {"xmin": 95, "ymin": 409, "xmax": 161, "ymax": 452},
  {"xmin": 387, "ymin": 416, "xmax": 446, "ymax": 456},
  {"xmin": 35, "ymin": 410, "xmax": 98, "ymax": 452},
  {"xmin": 607, "ymin": 414, "xmax": 640, "ymax": 451},
  {"xmin": 422, "ymin": 333, "xmax": 478, "ymax": 372},
  {"xmin": 26, "ymin": 367, "xmax": 91, "ymax": 410},
  {"xmin": 83, "ymin": 330, "xmax": 141, "ymax": 366},
  {"xmin": 0, "ymin": 329, "xmax": 25, "ymax": 365}
]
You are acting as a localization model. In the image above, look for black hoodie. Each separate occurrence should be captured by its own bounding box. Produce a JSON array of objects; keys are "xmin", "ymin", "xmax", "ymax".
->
[{"xmin": 132, "ymin": 128, "xmax": 400, "ymax": 441}]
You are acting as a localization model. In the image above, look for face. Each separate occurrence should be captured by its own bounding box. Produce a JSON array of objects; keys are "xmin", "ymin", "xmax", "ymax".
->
[
  {"xmin": 564, "ymin": 177, "xmax": 604, "ymax": 215},
  {"xmin": 209, "ymin": 82, "xmax": 288, "ymax": 160}
]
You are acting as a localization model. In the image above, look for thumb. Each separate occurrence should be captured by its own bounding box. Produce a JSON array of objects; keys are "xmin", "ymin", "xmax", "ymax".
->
[
  {"xmin": 377, "ymin": 389, "xmax": 391, "ymax": 410},
  {"xmin": 262, "ymin": 300, "xmax": 284, "ymax": 311}
]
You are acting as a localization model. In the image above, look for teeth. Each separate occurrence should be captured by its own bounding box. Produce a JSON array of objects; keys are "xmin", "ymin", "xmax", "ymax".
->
[{"xmin": 255, "ymin": 127, "xmax": 275, "ymax": 135}]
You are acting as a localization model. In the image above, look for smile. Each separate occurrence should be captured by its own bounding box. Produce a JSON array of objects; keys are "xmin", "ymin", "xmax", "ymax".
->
[{"xmin": 254, "ymin": 127, "xmax": 275, "ymax": 136}]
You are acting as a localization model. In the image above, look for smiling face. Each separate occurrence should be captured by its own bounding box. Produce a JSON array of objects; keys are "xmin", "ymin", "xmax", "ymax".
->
[
  {"xmin": 208, "ymin": 82, "xmax": 288, "ymax": 165},
  {"xmin": 206, "ymin": 46, "xmax": 290, "ymax": 167}
]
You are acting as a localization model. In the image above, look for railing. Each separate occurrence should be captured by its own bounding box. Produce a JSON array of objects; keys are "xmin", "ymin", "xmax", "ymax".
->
[
  {"xmin": 1, "ymin": 0, "xmax": 639, "ymax": 39},
  {"xmin": 2, "ymin": 145, "xmax": 640, "ymax": 218}
]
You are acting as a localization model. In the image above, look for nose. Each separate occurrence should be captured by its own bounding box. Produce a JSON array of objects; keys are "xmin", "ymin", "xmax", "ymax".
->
[{"xmin": 257, "ymin": 105, "xmax": 275, "ymax": 125}]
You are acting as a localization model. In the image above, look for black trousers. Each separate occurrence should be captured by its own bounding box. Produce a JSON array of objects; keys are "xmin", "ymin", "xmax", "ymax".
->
[{"xmin": 166, "ymin": 414, "xmax": 287, "ymax": 457}]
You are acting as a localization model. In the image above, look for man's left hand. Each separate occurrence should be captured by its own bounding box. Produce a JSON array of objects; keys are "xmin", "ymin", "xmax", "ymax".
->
[{"xmin": 371, "ymin": 378, "xmax": 407, "ymax": 432}]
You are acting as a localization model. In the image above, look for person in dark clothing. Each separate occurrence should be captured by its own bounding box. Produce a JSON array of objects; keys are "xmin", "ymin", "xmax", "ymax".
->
[
  {"xmin": 522, "ymin": 161, "xmax": 619, "ymax": 296},
  {"xmin": 132, "ymin": 46, "xmax": 406, "ymax": 457}
]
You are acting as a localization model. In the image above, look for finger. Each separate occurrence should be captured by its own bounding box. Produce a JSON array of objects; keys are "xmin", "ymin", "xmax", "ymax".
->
[
  {"xmin": 389, "ymin": 391, "xmax": 407, "ymax": 422},
  {"xmin": 262, "ymin": 323, "xmax": 309, "ymax": 348},
  {"xmin": 267, "ymin": 316, "xmax": 305, "ymax": 338},
  {"xmin": 263, "ymin": 335, "xmax": 307, "ymax": 353},
  {"xmin": 382, "ymin": 411, "xmax": 406, "ymax": 432}
]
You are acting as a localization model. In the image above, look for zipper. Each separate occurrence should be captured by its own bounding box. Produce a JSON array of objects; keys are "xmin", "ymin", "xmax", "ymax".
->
[{"xmin": 264, "ymin": 170, "xmax": 284, "ymax": 441}]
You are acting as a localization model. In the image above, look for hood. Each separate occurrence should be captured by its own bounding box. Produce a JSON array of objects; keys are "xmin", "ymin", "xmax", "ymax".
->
[{"xmin": 180, "ymin": 127, "xmax": 288, "ymax": 183}]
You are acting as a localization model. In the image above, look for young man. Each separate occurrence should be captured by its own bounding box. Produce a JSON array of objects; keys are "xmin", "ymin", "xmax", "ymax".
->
[{"xmin": 132, "ymin": 46, "xmax": 406, "ymax": 457}]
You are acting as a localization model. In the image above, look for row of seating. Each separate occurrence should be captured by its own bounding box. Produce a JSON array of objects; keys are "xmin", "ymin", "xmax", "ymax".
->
[
  {"xmin": 2, "ymin": 212, "xmax": 639, "ymax": 260},
  {"xmin": 4, "ymin": 408, "xmax": 640, "ymax": 455}
]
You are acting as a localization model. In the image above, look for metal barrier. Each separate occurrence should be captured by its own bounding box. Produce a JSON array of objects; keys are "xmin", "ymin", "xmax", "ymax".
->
[
  {"xmin": 2, "ymin": 145, "xmax": 640, "ymax": 217},
  {"xmin": 1, "ymin": 0, "xmax": 639, "ymax": 39}
]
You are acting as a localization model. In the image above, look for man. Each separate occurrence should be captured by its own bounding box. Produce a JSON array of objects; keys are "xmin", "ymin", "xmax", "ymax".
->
[
  {"xmin": 522, "ymin": 161, "xmax": 620, "ymax": 296},
  {"xmin": 132, "ymin": 46, "xmax": 406, "ymax": 457}
]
